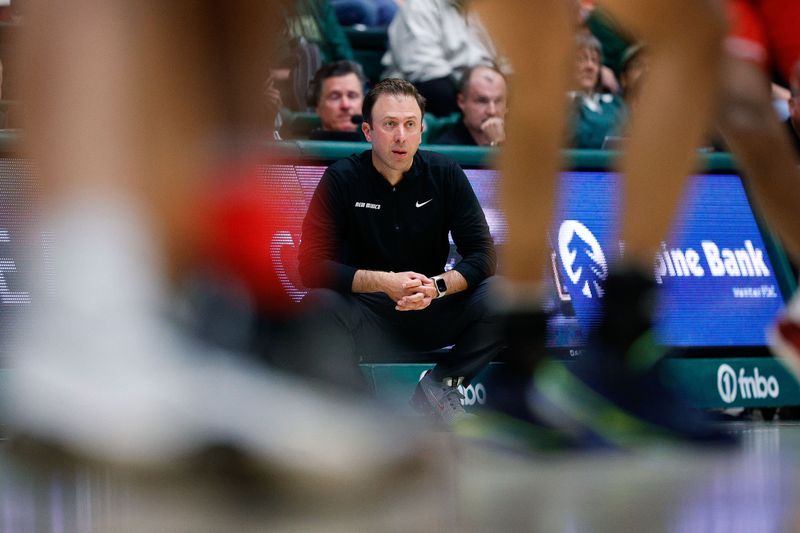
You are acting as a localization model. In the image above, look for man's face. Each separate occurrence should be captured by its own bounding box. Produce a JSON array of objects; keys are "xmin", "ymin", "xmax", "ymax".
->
[
  {"xmin": 316, "ymin": 73, "xmax": 364, "ymax": 132},
  {"xmin": 457, "ymin": 68, "xmax": 507, "ymax": 135},
  {"xmin": 362, "ymin": 94, "xmax": 423, "ymax": 179},
  {"xmin": 575, "ymin": 46, "xmax": 600, "ymax": 93}
]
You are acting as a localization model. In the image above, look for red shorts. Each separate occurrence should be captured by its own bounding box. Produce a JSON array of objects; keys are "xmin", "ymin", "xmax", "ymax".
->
[{"xmin": 726, "ymin": 0, "xmax": 800, "ymax": 84}]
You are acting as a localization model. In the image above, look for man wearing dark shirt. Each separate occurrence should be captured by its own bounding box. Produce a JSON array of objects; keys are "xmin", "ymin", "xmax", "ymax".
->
[
  {"xmin": 433, "ymin": 65, "xmax": 507, "ymax": 146},
  {"xmin": 307, "ymin": 60, "xmax": 368, "ymax": 142},
  {"xmin": 299, "ymin": 79, "xmax": 501, "ymax": 424}
]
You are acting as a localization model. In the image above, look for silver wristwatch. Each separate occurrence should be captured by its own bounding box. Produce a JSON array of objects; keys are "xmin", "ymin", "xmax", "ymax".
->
[{"xmin": 431, "ymin": 275, "xmax": 448, "ymax": 298}]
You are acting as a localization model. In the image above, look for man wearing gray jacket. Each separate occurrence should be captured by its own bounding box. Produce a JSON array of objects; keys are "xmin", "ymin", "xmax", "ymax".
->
[{"xmin": 381, "ymin": 0, "xmax": 502, "ymax": 116}]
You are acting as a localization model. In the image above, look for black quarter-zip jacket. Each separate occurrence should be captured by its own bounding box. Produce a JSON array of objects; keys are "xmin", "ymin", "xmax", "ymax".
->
[{"xmin": 299, "ymin": 150, "xmax": 496, "ymax": 293}]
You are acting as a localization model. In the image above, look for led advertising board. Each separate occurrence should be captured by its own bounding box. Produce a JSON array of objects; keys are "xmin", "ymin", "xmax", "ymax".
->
[{"xmin": 0, "ymin": 159, "xmax": 786, "ymax": 354}]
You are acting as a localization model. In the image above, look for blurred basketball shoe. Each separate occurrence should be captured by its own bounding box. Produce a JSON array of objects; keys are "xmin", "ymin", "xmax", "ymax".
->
[
  {"xmin": 458, "ymin": 283, "xmax": 581, "ymax": 451},
  {"xmin": 466, "ymin": 268, "xmax": 735, "ymax": 451},
  {"xmin": 4, "ymin": 193, "xmax": 438, "ymax": 483},
  {"xmin": 530, "ymin": 267, "xmax": 736, "ymax": 448}
]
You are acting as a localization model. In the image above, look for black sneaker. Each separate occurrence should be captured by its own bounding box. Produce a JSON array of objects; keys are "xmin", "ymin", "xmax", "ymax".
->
[
  {"xmin": 533, "ymin": 268, "xmax": 737, "ymax": 447},
  {"xmin": 462, "ymin": 304, "xmax": 580, "ymax": 451}
]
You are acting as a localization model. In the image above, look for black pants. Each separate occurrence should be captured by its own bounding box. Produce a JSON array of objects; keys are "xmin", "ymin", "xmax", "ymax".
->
[{"xmin": 304, "ymin": 278, "xmax": 503, "ymax": 384}]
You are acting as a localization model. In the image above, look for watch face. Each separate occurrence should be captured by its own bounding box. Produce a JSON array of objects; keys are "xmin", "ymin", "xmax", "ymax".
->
[{"xmin": 435, "ymin": 277, "xmax": 447, "ymax": 293}]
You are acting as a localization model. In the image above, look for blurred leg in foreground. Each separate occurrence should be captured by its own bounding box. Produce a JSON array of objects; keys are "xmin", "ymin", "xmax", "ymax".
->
[
  {"xmin": 6, "ymin": 0, "xmax": 440, "ymax": 486},
  {"xmin": 467, "ymin": 0, "xmax": 574, "ymax": 437},
  {"xmin": 473, "ymin": 0, "xmax": 732, "ymax": 448},
  {"xmin": 713, "ymin": 1, "xmax": 800, "ymax": 379}
]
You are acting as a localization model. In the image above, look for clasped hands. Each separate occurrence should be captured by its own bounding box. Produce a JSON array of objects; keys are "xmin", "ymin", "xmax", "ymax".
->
[
  {"xmin": 481, "ymin": 117, "xmax": 505, "ymax": 146},
  {"xmin": 384, "ymin": 271, "xmax": 438, "ymax": 311}
]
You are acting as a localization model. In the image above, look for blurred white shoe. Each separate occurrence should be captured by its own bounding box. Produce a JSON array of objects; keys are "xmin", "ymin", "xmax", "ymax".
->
[{"xmin": 5, "ymin": 194, "xmax": 433, "ymax": 482}]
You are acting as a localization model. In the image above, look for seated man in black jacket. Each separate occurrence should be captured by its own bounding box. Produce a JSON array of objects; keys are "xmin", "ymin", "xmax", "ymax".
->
[
  {"xmin": 433, "ymin": 64, "xmax": 507, "ymax": 146},
  {"xmin": 299, "ymin": 78, "xmax": 502, "ymax": 425}
]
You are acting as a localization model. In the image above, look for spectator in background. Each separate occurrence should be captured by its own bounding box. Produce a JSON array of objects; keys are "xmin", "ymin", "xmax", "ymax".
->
[
  {"xmin": 434, "ymin": 65, "xmax": 507, "ymax": 146},
  {"xmin": 381, "ymin": 0, "xmax": 503, "ymax": 117},
  {"xmin": 264, "ymin": 71, "xmax": 284, "ymax": 139},
  {"xmin": 331, "ymin": 0, "xmax": 399, "ymax": 27},
  {"xmin": 581, "ymin": 5, "xmax": 631, "ymax": 90},
  {"xmin": 568, "ymin": 33, "xmax": 627, "ymax": 149},
  {"xmin": 307, "ymin": 60, "xmax": 367, "ymax": 141}
]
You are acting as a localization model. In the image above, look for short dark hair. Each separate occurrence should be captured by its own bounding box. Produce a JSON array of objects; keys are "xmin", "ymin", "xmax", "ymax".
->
[
  {"xmin": 307, "ymin": 60, "xmax": 367, "ymax": 107},
  {"xmin": 362, "ymin": 78, "xmax": 426, "ymax": 126},
  {"xmin": 458, "ymin": 64, "xmax": 506, "ymax": 96}
]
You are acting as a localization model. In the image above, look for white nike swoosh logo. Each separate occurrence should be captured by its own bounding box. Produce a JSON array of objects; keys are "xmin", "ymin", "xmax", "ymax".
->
[{"xmin": 416, "ymin": 199, "xmax": 433, "ymax": 208}]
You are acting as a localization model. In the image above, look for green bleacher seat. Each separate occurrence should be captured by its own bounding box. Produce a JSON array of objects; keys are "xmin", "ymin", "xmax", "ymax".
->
[
  {"xmin": 343, "ymin": 27, "xmax": 388, "ymax": 87},
  {"xmin": 421, "ymin": 112, "xmax": 460, "ymax": 144},
  {"xmin": 280, "ymin": 110, "xmax": 321, "ymax": 139}
]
